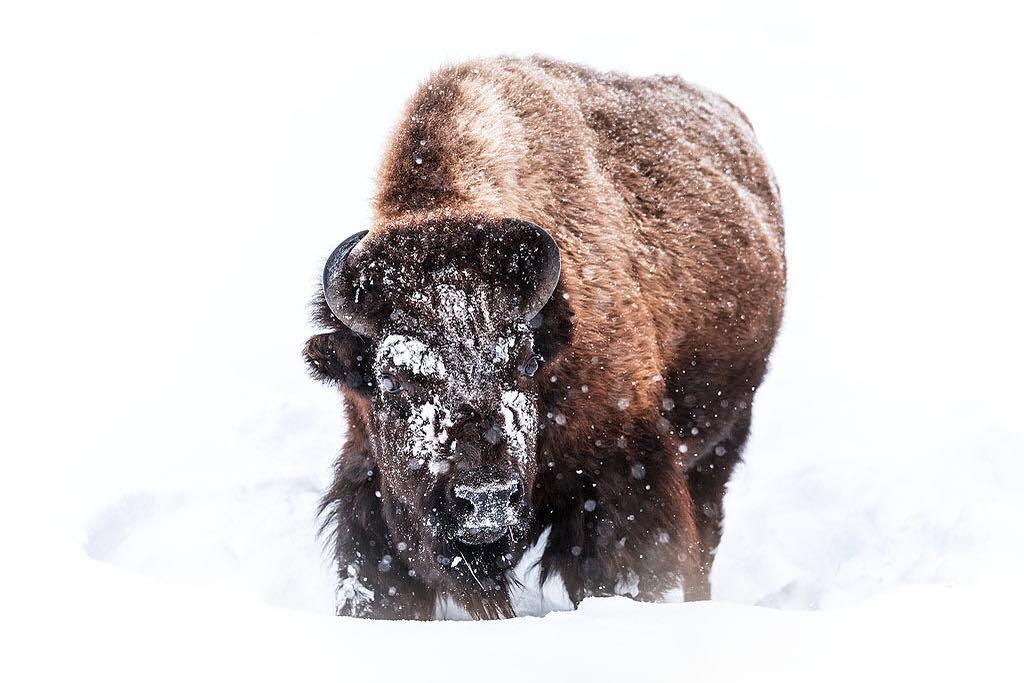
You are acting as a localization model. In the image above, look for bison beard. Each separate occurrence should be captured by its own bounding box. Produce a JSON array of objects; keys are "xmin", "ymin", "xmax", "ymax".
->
[{"xmin": 304, "ymin": 57, "xmax": 785, "ymax": 619}]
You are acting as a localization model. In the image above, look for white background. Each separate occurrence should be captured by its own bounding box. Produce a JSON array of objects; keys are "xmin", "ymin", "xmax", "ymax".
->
[{"xmin": 2, "ymin": 1, "xmax": 1023, "ymax": 680}]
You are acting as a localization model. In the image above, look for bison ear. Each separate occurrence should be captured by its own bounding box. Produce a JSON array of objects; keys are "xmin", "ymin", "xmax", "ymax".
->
[
  {"xmin": 303, "ymin": 330, "xmax": 372, "ymax": 392},
  {"xmin": 322, "ymin": 230, "xmax": 379, "ymax": 338},
  {"xmin": 496, "ymin": 219, "xmax": 561, "ymax": 321}
]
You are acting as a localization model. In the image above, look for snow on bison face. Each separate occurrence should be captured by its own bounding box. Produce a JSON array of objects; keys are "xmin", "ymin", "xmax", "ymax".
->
[
  {"xmin": 368, "ymin": 287, "xmax": 539, "ymax": 546},
  {"xmin": 314, "ymin": 217, "xmax": 562, "ymax": 577}
]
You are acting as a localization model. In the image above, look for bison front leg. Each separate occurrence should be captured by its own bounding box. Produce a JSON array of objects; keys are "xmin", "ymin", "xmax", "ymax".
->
[
  {"xmin": 330, "ymin": 511, "xmax": 438, "ymax": 619},
  {"xmin": 333, "ymin": 553, "xmax": 437, "ymax": 620},
  {"xmin": 536, "ymin": 443, "xmax": 706, "ymax": 605},
  {"xmin": 324, "ymin": 452, "xmax": 437, "ymax": 619},
  {"xmin": 540, "ymin": 503, "xmax": 705, "ymax": 606}
]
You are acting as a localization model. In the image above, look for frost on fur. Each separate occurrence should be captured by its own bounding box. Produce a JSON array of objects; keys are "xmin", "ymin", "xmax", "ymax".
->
[{"xmin": 336, "ymin": 564, "xmax": 374, "ymax": 617}]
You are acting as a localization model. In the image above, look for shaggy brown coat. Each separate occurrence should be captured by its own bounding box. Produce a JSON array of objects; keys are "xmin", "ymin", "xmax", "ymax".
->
[{"xmin": 306, "ymin": 55, "xmax": 785, "ymax": 618}]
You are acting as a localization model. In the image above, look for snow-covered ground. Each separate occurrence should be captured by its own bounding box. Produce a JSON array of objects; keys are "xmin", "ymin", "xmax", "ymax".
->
[{"xmin": 3, "ymin": 1, "xmax": 1023, "ymax": 680}]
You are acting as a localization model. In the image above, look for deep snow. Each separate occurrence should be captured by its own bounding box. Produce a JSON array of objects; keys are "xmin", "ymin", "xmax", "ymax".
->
[{"xmin": 3, "ymin": 1, "xmax": 1023, "ymax": 681}]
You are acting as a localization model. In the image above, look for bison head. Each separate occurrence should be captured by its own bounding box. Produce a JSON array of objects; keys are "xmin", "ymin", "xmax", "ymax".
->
[{"xmin": 306, "ymin": 217, "xmax": 569, "ymax": 596}]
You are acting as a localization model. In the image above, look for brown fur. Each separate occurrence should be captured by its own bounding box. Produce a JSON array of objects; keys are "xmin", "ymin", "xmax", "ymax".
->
[{"xmin": 306, "ymin": 56, "xmax": 784, "ymax": 618}]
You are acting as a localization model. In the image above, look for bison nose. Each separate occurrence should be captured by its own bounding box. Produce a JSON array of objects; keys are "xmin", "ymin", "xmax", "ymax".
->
[
  {"xmin": 448, "ymin": 468, "xmax": 524, "ymax": 545},
  {"xmin": 453, "ymin": 478, "xmax": 520, "ymax": 515}
]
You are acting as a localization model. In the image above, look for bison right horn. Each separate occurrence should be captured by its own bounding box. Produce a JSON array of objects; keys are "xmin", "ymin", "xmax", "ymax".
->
[{"xmin": 321, "ymin": 229, "xmax": 377, "ymax": 337}]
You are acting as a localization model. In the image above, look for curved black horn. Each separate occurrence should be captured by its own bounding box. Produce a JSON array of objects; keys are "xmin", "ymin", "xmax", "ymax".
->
[
  {"xmin": 322, "ymin": 230, "xmax": 375, "ymax": 337},
  {"xmin": 514, "ymin": 221, "xmax": 561, "ymax": 321}
]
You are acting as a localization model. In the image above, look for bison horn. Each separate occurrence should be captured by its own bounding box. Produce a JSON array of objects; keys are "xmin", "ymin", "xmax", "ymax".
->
[
  {"xmin": 511, "ymin": 220, "xmax": 561, "ymax": 322},
  {"xmin": 322, "ymin": 229, "xmax": 377, "ymax": 337}
]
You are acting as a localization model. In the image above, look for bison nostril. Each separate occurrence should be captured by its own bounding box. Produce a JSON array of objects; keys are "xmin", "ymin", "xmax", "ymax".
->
[
  {"xmin": 446, "ymin": 480, "xmax": 474, "ymax": 513},
  {"xmin": 508, "ymin": 480, "xmax": 523, "ymax": 504},
  {"xmin": 451, "ymin": 495, "xmax": 474, "ymax": 517}
]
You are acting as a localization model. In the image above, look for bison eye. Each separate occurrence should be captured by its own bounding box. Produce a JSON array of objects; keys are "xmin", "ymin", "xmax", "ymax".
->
[
  {"xmin": 522, "ymin": 355, "xmax": 541, "ymax": 378},
  {"xmin": 379, "ymin": 374, "xmax": 403, "ymax": 394}
]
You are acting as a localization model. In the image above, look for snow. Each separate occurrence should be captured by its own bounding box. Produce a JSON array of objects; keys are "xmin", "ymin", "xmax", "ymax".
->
[
  {"xmin": 406, "ymin": 397, "xmax": 456, "ymax": 473},
  {"xmin": 376, "ymin": 334, "xmax": 449, "ymax": 378},
  {"xmin": 3, "ymin": 1, "xmax": 1024, "ymax": 682},
  {"xmin": 500, "ymin": 389, "xmax": 535, "ymax": 463},
  {"xmin": 336, "ymin": 563, "xmax": 375, "ymax": 616},
  {"xmin": 493, "ymin": 335, "xmax": 516, "ymax": 364}
]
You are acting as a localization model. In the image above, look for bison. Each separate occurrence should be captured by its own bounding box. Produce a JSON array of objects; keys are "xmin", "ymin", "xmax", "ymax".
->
[{"xmin": 305, "ymin": 56, "xmax": 785, "ymax": 619}]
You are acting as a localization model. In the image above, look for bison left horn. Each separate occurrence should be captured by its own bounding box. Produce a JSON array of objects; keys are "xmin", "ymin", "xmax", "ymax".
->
[
  {"xmin": 507, "ymin": 219, "xmax": 561, "ymax": 322},
  {"xmin": 322, "ymin": 229, "xmax": 376, "ymax": 337}
]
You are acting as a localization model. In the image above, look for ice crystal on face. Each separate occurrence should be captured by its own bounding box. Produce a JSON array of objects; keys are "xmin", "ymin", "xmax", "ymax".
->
[
  {"xmin": 375, "ymin": 334, "xmax": 447, "ymax": 378},
  {"xmin": 493, "ymin": 336, "xmax": 516, "ymax": 364},
  {"xmin": 429, "ymin": 458, "xmax": 451, "ymax": 476},
  {"xmin": 617, "ymin": 398, "xmax": 630, "ymax": 410},
  {"xmin": 404, "ymin": 397, "xmax": 455, "ymax": 472},
  {"xmin": 501, "ymin": 390, "xmax": 536, "ymax": 464}
]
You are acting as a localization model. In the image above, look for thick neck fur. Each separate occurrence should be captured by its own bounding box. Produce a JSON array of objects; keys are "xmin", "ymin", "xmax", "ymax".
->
[{"xmin": 370, "ymin": 56, "xmax": 784, "ymax": 453}]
